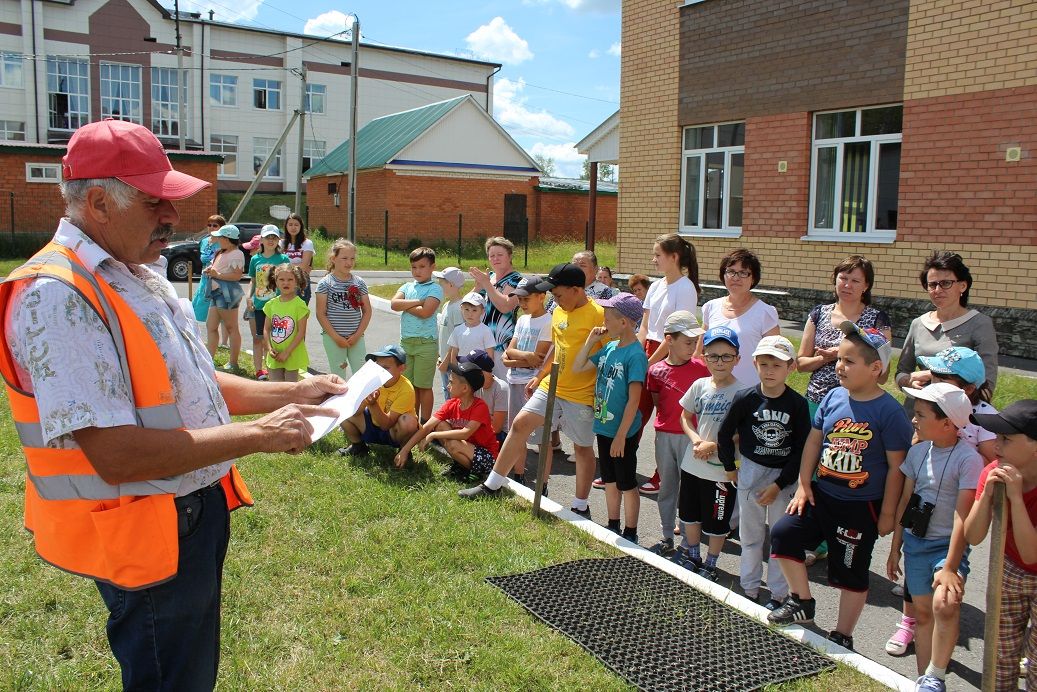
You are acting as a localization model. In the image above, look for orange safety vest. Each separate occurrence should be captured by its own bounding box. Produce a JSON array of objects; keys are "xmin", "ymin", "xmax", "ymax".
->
[{"xmin": 0, "ymin": 241, "xmax": 253, "ymax": 590}]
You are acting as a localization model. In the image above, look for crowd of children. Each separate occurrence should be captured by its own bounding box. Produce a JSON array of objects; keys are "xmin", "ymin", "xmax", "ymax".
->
[{"xmin": 191, "ymin": 223, "xmax": 1034, "ymax": 691}]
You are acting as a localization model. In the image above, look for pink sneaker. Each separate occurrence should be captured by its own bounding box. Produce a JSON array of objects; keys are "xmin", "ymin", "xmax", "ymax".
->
[
  {"xmin": 592, "ymin": 477, "xmax": 605, "ymax": 490},
  {"xmin": 884, "ymin": 616, "xmax": 915, "ymax": 656},
  {"xmin": 639, "ymin": 470, "xmax": 660, "ymax": 495}
]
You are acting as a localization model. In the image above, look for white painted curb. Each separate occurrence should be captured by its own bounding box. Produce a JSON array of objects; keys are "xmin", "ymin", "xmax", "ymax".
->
[{"xmin": 502, "ymin": 479, "xmax": 915, "ymax": 692}]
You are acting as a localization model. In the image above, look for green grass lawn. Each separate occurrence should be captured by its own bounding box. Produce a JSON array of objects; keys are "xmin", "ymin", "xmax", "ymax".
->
[{"xmin": 0, "ymin": 352, "xmax": 887, "ymax": 690}]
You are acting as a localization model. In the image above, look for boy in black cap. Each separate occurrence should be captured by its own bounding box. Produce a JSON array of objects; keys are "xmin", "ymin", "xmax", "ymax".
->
[
  {"xmin": 460, "ymin": 349, "xmax": 509, "ymax": 443},
  {"xmin": 394, "ymin": 361, "xmax": 500, "ymax": 476},
  {"xmin": 965, "ymin": 400, "xmax": 1037, "ymax": 692}
]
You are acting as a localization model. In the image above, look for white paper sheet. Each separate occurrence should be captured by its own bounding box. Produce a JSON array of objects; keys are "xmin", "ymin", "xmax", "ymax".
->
[{"xmin": 307, "ymin": 360, "xmax": 392, "ymax": 442}]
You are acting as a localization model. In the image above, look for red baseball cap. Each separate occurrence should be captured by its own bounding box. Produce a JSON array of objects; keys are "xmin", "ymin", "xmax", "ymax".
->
[{"xmin": 61, "ymin": 119, "xmax": 210, "ymax": 200}]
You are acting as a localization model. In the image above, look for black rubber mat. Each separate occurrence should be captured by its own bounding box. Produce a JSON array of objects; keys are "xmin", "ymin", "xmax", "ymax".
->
[{"xmin": 487, "ymin": 556, "xmax": 835, "ymax": 691}]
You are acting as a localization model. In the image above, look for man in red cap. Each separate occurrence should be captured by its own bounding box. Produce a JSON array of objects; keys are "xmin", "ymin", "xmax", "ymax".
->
[{"xmin": 0, "ymin": 120, "xmax": 346, "ymax": 689}]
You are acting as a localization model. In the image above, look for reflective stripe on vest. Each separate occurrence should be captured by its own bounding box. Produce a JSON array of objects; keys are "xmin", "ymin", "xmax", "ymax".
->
[{"xmin": 0, "ymin": 242, "xmax": 252, "ymax": 590}]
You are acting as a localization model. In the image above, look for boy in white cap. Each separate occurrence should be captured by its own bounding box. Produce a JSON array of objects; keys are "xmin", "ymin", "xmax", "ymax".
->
[
  {"xmin": 714, "ymin": 335, "xmax": 810, "ymax": 593},
  {"xmin": 441, "ymin": 291, "xmax": 495, "ymax": 375},
  {"xmin": 434, "ymin": 267, "xmax": 466, "ymax": 399},
  {"xmin": 886, "ymin": 383, "xmax": 982, "ymax": 692}
]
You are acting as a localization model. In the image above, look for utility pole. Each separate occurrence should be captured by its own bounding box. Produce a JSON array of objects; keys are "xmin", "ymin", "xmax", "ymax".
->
[
  {"xmin": 347, "ymin": 16, "xmax": 359, "ymax": 242},
  {"xmin": 294, "ymin": 65, "xmax": 307, "ymax": 216},
  {"xmin": 173, "ymin": 0, "xmax": 185, "ymax": 150}
]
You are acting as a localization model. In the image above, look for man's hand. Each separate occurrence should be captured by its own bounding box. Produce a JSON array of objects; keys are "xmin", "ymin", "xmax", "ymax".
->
[
  {"xmin": 290, "ymin": 374, "xmax": 348, "ymax": 405},
  {"xmin": 755, "ymin": 483, "xmax": 780, "ymax": 507},
  {"xmin": 693, "ymin": 439, "xmax": 717, "ymax": 460},
  {"xmin": 250, "ymin": 403, "xmax": 337, "ymax": 454},
  {"xmin": 786, "ymin": 483, "xmax": 815, "ymax": 515}
]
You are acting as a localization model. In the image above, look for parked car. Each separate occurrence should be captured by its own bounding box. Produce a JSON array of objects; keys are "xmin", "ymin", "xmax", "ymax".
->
[{"xmin": 161, "ymin": 222, "xmax": 265, "ymax": 281}]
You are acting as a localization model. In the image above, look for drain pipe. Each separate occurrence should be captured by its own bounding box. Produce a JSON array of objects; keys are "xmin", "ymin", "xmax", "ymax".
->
[
  {"xmin": 30, "ymin": 0, "xmax": 40, "ymax": 141},
  {"xmin": 485, "ymin": 64, "xmax": 501, "ymax": 114}
]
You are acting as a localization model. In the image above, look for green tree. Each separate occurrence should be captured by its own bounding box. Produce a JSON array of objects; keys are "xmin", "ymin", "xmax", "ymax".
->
[{"xmin": 533, "ymin": 153, "xmax": 556, "ymax": 177}]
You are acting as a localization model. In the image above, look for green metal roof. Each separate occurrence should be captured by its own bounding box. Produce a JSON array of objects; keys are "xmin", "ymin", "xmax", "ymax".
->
[{"xmin": 305, "ymin": 96, "xmax": 467, "ymax": 178}]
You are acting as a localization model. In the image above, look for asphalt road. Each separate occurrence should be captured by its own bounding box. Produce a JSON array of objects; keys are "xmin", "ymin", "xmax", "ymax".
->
[{"xmin": 175, "ymin": 276, "xmax": 1004, "ymax": 691}]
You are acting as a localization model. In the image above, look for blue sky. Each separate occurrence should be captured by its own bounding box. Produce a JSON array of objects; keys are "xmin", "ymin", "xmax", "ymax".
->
[{"xmin": 177, "ymin": 0, "xmax": 621, "ymax": 178}]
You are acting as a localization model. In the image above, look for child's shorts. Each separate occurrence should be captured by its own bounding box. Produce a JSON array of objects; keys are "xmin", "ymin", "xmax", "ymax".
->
[
  {"xmin": 522, "ymin": 389, "xmax": 595, "ymax": 448},
  {"xmin": 469, "ymin": 444, "xmax": 495, "ymax": 479},
  {"xmin": 252, "ymin": 308, "xmax": 266, "ymax": 339},
  {"xmin": 360, "ymin": 409, "xmax": 399, "ymax": 447},
  {"xmin": 596, "ymin": 434, "xmax": 639, "ymax": 491},
  {"xmin": 210, "ymin": 279, "xmax": 243, "ymax": 310},
  {"xmin": 402, "ymin": 337, "xmax": 437, "ymax": 389},
  {"xmin": 678, "ymin": 471, "xmax": 735, "ymax": 536},
  {"xmin": 770, "ymin": 483, "xmax": 880, "ymax": 592},
  {"xmin": 902, "ymin": 531, "xmax": 970, "ymax": 597}
]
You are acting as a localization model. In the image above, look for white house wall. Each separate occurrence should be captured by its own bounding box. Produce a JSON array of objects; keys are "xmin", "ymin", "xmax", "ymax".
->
[{"xmin": 1, "ymin": 0, "xmax": 498, "ymax": 194}]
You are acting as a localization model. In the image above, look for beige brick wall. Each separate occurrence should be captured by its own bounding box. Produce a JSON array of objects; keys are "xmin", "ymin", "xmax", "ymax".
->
[
  {"xmin": 905, "ymin": 0, "xmax": 1037, "ymax": 99},
  {"xmin": 692, "ymin": 238, "xmax": 1037, "ymax": 310},
  {"xmin": 616, "ymin": 0, "xmax": 681, "ymax": 273}
]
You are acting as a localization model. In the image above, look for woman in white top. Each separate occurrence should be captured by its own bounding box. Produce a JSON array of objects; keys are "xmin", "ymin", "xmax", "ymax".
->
[
  {"xmin": 700, "ymin": 248, "xmax": 780, "ymax": 386},
  {"xmin": 282, "ymin": 213, "xmax": 315, "ymax": 304}
]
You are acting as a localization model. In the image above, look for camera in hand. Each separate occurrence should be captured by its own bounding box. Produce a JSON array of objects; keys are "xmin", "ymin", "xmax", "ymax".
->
[{"xmin": 900, "ymin": 493, "xmax": 935, "ymax": 538}]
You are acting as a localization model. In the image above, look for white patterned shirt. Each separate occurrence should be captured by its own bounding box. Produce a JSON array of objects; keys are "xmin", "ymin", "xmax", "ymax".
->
[{"xmin": 5, "ymin": 219, "xmax": 233, "ymax": 495}]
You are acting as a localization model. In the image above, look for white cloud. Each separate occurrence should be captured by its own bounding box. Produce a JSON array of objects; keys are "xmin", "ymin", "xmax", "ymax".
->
[
  {"xmin": 466, "ymin": 17, "xmax": 533, "ymax": 64},
  {"xmin": 607, "ymin": 41, "xmax": 621, "ymax": 57},
  {"xmin": 303, "ymin": 10, "xmax": 356, "ymax": 39},
  {"xmin": 179, "ymin": 0, "xmax": 264, "ymax": 23},
  {"xmin": 588, "ymin": 49, "xmax": 600, "ymax": 59},
  {"xmin": 558, "ymin": 0, "xmax": 620, "ymax": 12},
  {"xmin": 530, "ymin": 142, "xmax": 585, "ymax": 179},
  {"xmin": 494, "ymin": 77, "xmax": 574, "ymax": 142}
]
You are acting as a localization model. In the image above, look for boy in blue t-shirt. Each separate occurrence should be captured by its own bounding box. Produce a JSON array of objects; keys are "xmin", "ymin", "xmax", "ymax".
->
[
  {"xmin": 768, "ymin": 322, "xmax": 913, "ymax": 651},
  {"xmin": 391, "ymin": 247, "xmax": 443, "ymax": 422},
  {"xmin": 572, "ymin": 293, "xmax": 648, "ymax": 544}
]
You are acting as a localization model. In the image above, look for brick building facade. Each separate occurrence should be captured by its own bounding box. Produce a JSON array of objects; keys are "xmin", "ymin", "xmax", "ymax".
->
[
  {"xmin": 618, "ymin": 0, "xmax": 1037, "ymax": 357},
  {"xmin": 0, "ymin": 142, "xmax": 220, "ymax": 236}
]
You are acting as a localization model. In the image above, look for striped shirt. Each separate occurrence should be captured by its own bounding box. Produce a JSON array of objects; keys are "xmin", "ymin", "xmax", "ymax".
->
[{"xmin": 315, "ymin": 273, "xmax": 368, "ymax": 338}]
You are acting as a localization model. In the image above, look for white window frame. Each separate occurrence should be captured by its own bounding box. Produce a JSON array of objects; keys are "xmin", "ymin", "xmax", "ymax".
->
[
  {"xmin": 99, "ymin": 62, "xmax": 143, "ymax": 124},
  {"xmin": 304, "ymin": 84, "xmax": 326, "ymax": 114},
  {"xmin": 253, "ymin": 79, "xmax": 281, "ymax": 111},
  {"xmin": 26, "ymin": 163, "xmax": 61, "ymax": 183},
  {"xmin": 302, "ymin": 139, "xmax": 325, "ymax": 173},
  {"xmin": 47, "ymin": 57, "xmax": 90, "ymax": 131},
  {"xmin": 211, "ymin": 134, "xmax": 238, "ymax": 178},
  {"xmin": 0, "ymin": 120, "xmax": 26, "ymax": 141},
  {"xmin": 1, "ymin": 52, "xmax": 24, "ymax": 88},
  {"xmin": 151, "ymin": 67, "xmax": 187, "ymax": 138},
  {"xmin": 806, "ymin": 104, "xmax": 903, "ymax": 244},
  {"xmin": 678, "ymin": 121, "xmax": 745, "ymax": 238},
  {"xmin": 209, "ymin": 73, "xmax": 237, "ymax": 107},
  {"xmin": 253, "ymin": 137, "xmax": 282, "ymax": 179}
]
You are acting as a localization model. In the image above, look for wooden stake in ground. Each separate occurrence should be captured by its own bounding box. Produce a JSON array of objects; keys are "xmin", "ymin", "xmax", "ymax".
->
[
  {"xmin": 187, "ymin": 265, "xmax": 193, "ymax": 299},
  {"xmin": 532, "ymin": 362, "xmax": 559, "ymax": 519},
  {"xmin": 981, "ymin": 482, "xmax": 1007, "ymax": 692}
]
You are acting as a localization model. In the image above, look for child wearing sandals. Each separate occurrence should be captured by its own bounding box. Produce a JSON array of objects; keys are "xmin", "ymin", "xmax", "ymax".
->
[
  {"xmin": 885, "ymin": 346, "xmax": 999, "ymax": 658},
  {"xmin": 887, "ymin": 384, "xmax": 983, "ymax": 692}
]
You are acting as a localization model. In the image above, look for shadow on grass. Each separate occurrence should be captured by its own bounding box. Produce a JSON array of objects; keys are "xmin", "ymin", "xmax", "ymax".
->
[{"xmin": 336, "ymin": 444, "xmax": 445, "ymax": 491}]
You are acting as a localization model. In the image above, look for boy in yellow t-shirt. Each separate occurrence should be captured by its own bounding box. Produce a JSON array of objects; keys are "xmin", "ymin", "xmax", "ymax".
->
[
  {"xmin": 460, "ymin": 263, "xmax": 606, "ymax": 518},
  {"xmin": 338, "ymin": 345, "xmax": 419, "ymax": 457}
]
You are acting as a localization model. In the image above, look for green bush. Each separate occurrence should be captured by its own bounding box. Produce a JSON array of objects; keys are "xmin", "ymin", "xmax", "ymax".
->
[{"xmin": 0, "ymin": 233, "xmax": 49, "ymax": 259}]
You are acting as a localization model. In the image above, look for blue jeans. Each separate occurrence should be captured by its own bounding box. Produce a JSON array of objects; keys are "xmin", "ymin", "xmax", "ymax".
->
[{"xmin": 95, "ymin": 483, "xmax": 231, "ymax": 691}]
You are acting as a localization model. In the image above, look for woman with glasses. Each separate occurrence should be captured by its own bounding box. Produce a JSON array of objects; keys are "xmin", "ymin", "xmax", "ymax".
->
[
  {"xmin": 699, "ymin": 248, "xmax": 780, "ymax": 386},
  {"xmin": 896, "ymin": 251, "xmax": 999, "ymax": 402},
  {"xmin": 797, "ymin": 255, "xmax": 892, "ymax": 420}
]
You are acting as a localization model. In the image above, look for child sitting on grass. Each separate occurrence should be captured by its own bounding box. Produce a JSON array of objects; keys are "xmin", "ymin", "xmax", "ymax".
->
[
  {"xmin": 262, "ymin": 264, "xmax": 310, "ymax": 382},
  {"xmin": 461, "ymin": 349, "xmax": 509, "ymax": 445},
  {"xmin": 338, "ymin": 345, "xmax": 418, "ymax": 458},
  {"xmin": 965, "ymin": 400, "xmax": 1037, "ymax": 692},
  {"xmin": 572, "ymin": 293, "xmax": 648, "ymax": 543},
  {"xmin": 887, "ymin": 383, "xmax": 982, "ymax": 692},
  {"xmin": 395, "ymin": 362, "xmax": 500, "ymax": 476}
]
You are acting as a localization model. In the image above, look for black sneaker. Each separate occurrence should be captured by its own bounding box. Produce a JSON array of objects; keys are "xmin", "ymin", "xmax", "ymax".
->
[
  {"xmin": 648, "ymin": 538, "xmax": 676, "ymax": 557},
  {"xmin": 621, "ymin": 532, "xmax": 639, "ymax": 546},
  {"xmin": 697, "ymin": 564, "xmax": 719, "ymax": 582},
  {"xmin": 571, "ymin": 506, "xmax": 591, "ymax": 519},
  {"xmin": 510, "ymin": 472, "xmax": 525, "ymax": 484},
  {"xmin": 763, "ymin": 598, "xmax": 784, "ymax": 611},
  {"xmin": 827, "ymin": 631, "xmax": 854, "ymax": 651},
  {"xmin": 767, "ymin": 594, "xmax": 815, "ymax": 625},
  {"xmin": 440, "ymin": 463, "xmax": 467, "ymax": 479},
  {"xmin": 337, "ymin": 442, "xmax": 369, "ymax": 457},
  {"xmin": 458, "ymin": 483, "xmax": 502, "ymax": 499}
]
